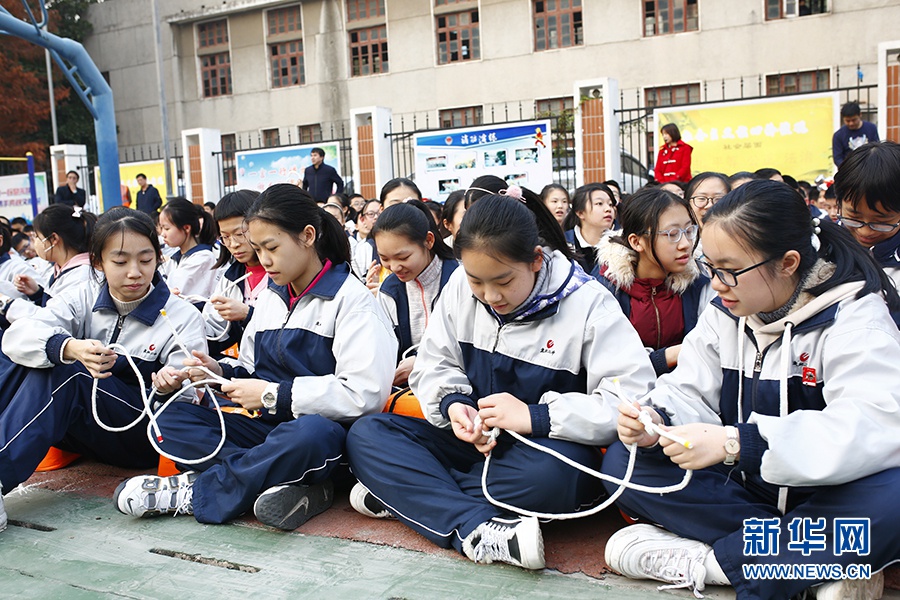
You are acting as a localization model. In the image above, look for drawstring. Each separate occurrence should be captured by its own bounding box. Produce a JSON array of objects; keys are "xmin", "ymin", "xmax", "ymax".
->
[
  {"xmin": 736, "ymin": 317, "xmax": 746, "ymax": 425},
  {"xmin": 776, "ymin": 322, "xmax": 794, "ymax": 515}
]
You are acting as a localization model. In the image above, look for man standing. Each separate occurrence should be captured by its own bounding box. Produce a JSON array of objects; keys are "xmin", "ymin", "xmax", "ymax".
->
[
  {"xmin": 832, "ymin": 101, "xmax": 879, "ymax": 167},
  {"xmin": 135, "ymin": 173, "xmax": 162, "ymax": 214},
  {"xmin": 53, "ymin": 170, "xmax": 86, "ymax": 207},
  {"xmin": 302, "ymin": 147, "xmax": 344, "ymax": 203}
]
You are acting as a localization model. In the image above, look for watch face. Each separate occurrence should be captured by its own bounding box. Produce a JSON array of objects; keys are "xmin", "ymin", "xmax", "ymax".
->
[{"xmin": 725, "ymin": 439, "xmax": 740, "ymax": 454}]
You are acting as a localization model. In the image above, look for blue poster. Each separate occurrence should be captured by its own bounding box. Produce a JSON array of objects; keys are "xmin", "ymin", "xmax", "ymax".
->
[{"xmin": 236, "ymin": 143, "xmax": 342, "ymax": 193}]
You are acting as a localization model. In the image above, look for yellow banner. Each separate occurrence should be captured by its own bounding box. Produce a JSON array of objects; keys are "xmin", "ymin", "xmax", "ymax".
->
[
  {"xmin": 656, "ymin": 93, "xmax": 838, "ymax": 182},
  {"xmin": 94, "ymin": 160, "xmax": 177, "ymax": 212}
]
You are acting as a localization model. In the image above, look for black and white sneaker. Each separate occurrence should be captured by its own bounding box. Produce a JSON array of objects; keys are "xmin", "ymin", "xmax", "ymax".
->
[
  {"xmin": 114, "ymin": 472, "xmax": 197, "ymax": 518},
  {"xmin": 253, "ymin": 480, "xmax": 333, "ymax": 530},
  {"xmin": 349, "ymin": 482, "xmax": 393, "ymax": 519},
  {"xmin": 462, "ymin": 516, "xmax": 545, "ymax": 570}
]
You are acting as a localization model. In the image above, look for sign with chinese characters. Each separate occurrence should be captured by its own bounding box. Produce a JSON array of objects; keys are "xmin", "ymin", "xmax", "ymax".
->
[
  {"xmin": 0, "ymin": 172, "xmax": 48, "ymax": 221},
  {"xmin": 236, "ymin": 143, "xmax": 342, "ymax": 193},
  {"xmin": 656, "ymin": 92, "xmax": 838, "ymax": 181},
  {"xmin": 414, "ymin": 121, "xmax": 553, "ymax": 202}
]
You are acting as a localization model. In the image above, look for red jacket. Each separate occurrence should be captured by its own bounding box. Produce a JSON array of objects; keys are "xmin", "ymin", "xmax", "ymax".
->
[
  {"xmin": 621, "ymin": 275, "xmax": 685, "ymax": 350},
  {"xmin": 655, "ymin": 140, "xmax": 693, "ymax": 183}
]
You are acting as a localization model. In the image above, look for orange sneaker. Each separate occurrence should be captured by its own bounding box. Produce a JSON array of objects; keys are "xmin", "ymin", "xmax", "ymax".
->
[{"xmin": 35, "ymin": 447, "xmax": 81, "ymax": 472}]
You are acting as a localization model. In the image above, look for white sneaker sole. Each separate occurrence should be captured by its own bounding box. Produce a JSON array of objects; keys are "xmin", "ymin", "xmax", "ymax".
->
[
  {"xmin": 816, "ymin": 571, "xmax": 884, "ymax": 600},
  {"xmin": 604, "ymin": 524, "xmax": 683, "ymax": 579},
  {"xmin": 515, "ymin": 516, "xmax": 546, "ymax": 570}
]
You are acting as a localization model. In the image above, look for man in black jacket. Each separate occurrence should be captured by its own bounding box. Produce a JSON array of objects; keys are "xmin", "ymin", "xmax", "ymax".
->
[
  {"xmin": 135, "ymin": 173, "xmax": 163, "ymax": 214},
  {"xmin": 53, "ymin": 170, "xmax": 86, "ymax": 207},
  {"xmin": 302, "ymin": 147, "xmax": 344, "ymax": 203}
]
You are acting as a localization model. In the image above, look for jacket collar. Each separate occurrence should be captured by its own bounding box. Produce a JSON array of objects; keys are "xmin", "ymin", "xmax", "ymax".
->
[
  {"xmin": 870, "ymin": 232, "xmax": 900, "ymax": 267},
  {"xmin": 596, "ymin": 231, "xmax": 699, "ymax": 294},
  {"xmin": 268, "ymin": 261, "xmax": 351, "ymax": 307},
  {"xmin": 171, "ymin": 243, "xmax": 212, "ymax": 265},
  {"xmin": 0, "ymin": 252, "xmax": 10, "ymax": 265},
  {"xmin": 92, "ymin": 273, "xmax": 171, "ymax": 326}
]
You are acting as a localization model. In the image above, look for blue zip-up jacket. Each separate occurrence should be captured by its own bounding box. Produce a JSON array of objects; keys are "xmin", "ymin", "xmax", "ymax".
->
[
  {"xmin": 377, "ymin": 256, "xmax": 457, "ymax": 361},
  {"xmin": 410, "ymin": 249, "xmax": 656, "ymax": 446},
  {"xmin": 2, "ymin": 276, "xmax": 206, "ymax": 389},
  {"xmin": 219, "ymin": 262, "xmax": 396, "ymax": 425},
  {"xmin": 640, "ymin": 264, "xmax": 900, "ymax": 510},
  {"xmin": 868, "ymin": 231, "xmax": 900, "ymax": 326}
]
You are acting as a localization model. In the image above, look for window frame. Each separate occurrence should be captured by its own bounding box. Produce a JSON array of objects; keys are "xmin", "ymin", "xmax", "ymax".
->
[
  {"xmin": 642, "ymin": 0, "xmax": 699, "ymax": 37},
  {"xmin": 765, "ymin": 69, "xmax": 831, "ymax": 95},
  {"xmin": 266, "ymin": 4, "xmax": 305, "ymax": 89},
  {"xmin": 196, "ymin": 18, "xmax": 233, "ymax": 98},
  {"xmin": 349, "ymin": 24, "xmax": 389, "ymax": 77},
  {"xmin": 643, "ymin": 82, "xmax": 703, "ymax": 108},
  {"xmin": 533, "ymin": 0, "xmax": 583, "ymax": 52},
  {"xmin": 435, "ymin": 8, "xmax": 481, "ymax": 65},
  {"xmin": 438, "ymin": 105, "xmax": 484, "ymax": 129}
]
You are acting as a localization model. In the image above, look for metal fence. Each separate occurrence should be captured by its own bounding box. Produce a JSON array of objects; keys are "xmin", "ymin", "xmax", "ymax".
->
[
  {"xmin": 385, "ymin": 100, "xmax": 578, "ymax": 197},
  {"xmin": 212, "ymin": 122, "xmax": 352, "ymax": 197}
]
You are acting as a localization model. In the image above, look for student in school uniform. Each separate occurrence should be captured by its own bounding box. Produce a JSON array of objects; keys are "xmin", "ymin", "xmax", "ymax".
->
[{"xmin": 158, "ymin": 198, "xmax": 219, "ymax": 304}]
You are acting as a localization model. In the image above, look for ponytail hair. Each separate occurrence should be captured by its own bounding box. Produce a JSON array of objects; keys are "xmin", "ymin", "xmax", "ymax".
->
[
  {"xmin": 213, "ymin": 189, "xmax": 260, "ymax": 269},
  {"xmin": 704, "ymin": 179, "xmax": 900, "ymax": 311},
  {"xmin": 372, "ymin": 199, "xmax": 454, "ymax": 261},
  {"xmin": 246, "ymin": 183, "xmax": 350, "ymax": 266},
  {"xmin": 455, "ymin": 186, "xmax": 575, "ymax": 263},
  {"xmin": 161, "ymin": 197, "xmax": 218, "ymax": 245},
  {"xmin": 464, "ymin": 175, "xmax": 508, "ymax": 208},
  {"xmin": 33, "ymin": 203, "xmax": 97, "ymax": 255}
]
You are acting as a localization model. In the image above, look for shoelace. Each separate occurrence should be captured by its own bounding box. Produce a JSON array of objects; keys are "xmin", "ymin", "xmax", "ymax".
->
[
  {"xmin": 641, "ymin": 546, "xmax": 708, "ymax": 599},
  {"xmin": 146, "ymin": 479, "xmax": 193, "ymax": 517},
  {"xmin": 472, "ymin": 521, "xmax": 514, "ymax": 565}
]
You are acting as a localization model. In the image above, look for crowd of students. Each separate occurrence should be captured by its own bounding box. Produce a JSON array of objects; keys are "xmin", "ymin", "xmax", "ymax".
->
[{"xmin": 0, "ymin": 140, "xmax": 899, "ymax": 600}]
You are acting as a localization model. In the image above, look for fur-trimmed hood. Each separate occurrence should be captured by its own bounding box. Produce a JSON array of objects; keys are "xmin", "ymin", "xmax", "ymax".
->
[{"xmin": 596, "ymin": 231, "xmax": 700, "ymax": 295}]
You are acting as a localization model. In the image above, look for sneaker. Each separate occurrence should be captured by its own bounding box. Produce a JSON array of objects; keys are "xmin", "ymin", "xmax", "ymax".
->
[
  {"xmin": 253, "ymin": 480, "xmax": 333, "ymax": 531},
  {"xmin": 349, "ymin": 482, "xmax": 392, "ymax": 519},
  {"xmin": 605, "ymin": 524, "xmax": 711, "ymax": 598},
  {"xmin": 462, "ymin": 516, "xmax": 545, "ymax": 570},
  {"xmin": 1, "ymin": 485, "xmax": 7, "ymax": 533},
  {"xmin": 114, "ymin": 472, "xmax": 196, "ymax": 518},
  {"xmin": 815, "ymin": 572, "xmax": 884, "ymax": 600}
]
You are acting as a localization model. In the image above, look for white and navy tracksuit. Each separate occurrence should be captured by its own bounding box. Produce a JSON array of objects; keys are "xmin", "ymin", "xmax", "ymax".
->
[
  {"xmin": 4, "ymin": 257, "xmax": 96, "ymax": 324},
  {"xmin": 376, "ymin": 256, "xmax": 457, "ymax": 360},
  {"xmin": 600, "ymin": 267, "xmax": 900, "ymax": 599},
  {"xmin": 154, "ymin": 262, "xmax": 396, "ymax": 524},
  {"xmin": 0, "ymin": 277, "xmax": 206, "ymax": 493},
  {"xmin": 350, "ymin": 236, "xmax": 379, "ymax": 280},
  {"xmin": 160, "ymin": 244, "xmax": 218, "ymax": 300},
  {"xmin": 0, "ymin": 251, "xmax": 47, "ymax": 300},
  {"xmin": 347, "ymin": 250, "xmax": 657, "ymax": 554},
  {"xmin": 867, "ymin": 231, "xmax": 900, "ymax": 327},
  {"xmin": 201, "ymin": 261, "xmax": 266, "ymax": 355}
]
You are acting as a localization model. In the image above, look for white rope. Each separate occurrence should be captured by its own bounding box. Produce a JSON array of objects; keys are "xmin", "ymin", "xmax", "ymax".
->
[
  {"xmin": 194, "ymin": 272, "xmax": 253, "ymax": 342},
  {"xmin": 89, "ymin": 309, "xmax": 233, "ymax": 465},
  {"xmin": 474, "ymin": 378, "xmax": 693, "ymax": 520}
]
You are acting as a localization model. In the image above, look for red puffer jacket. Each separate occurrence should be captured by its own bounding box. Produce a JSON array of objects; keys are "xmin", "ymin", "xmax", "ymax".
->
[
  {"xmin": 655, "ymin": 140, "xmax": 693, "ymax": 183},
  {"xmin": 622, "ymin": 276, "xmax": 685, "ymax": 350}
]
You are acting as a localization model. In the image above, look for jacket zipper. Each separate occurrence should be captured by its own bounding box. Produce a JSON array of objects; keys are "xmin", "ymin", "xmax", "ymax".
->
[
  {"xmin": 108, "ymin": 315, "xmax": 126, "ymax": 345},
  {"xmin": 650, "ymin": 285, "xmax": 662, "ymax": 349},
  {"xmin": 276, "ymin": 295, "xmax": 300, "ymax": 371}
]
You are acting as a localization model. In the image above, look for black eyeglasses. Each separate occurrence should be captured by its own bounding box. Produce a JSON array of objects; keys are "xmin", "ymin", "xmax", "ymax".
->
[
  {"xmin": 689, "ymin": 195, "xmax": 723, "ymax": 209},
  {"xmin": 695, "ymin": 256, "xmax": 774, "ymax": 287},
  {"xmin": 839, "ymin": 216, "xmax": 900, "ymax": 233}
]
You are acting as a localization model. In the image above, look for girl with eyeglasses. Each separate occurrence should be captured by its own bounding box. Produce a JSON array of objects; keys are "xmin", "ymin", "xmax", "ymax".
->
[
  {"xmin": 601, "ymin": 179, "xmax": 900, "ymax": 600},
  {"xmin": 158, "ymin": 198, "xmax": 219, "ymax": 305},
  {"xmin": 593, "ymin": 188, "xmax": 713, "ymax": 376},
  {"xmin": 833, "ymin": 141, "xmax": 900, "ymax": 321},
  {"xmin": 684, "ymin": 172, "xmax": 731, "ymax": 224},
  {"xmin": 563, "ymin": 183, "xmax": 617, "ymax": 273},
  {"xmin": 203, "ymin": 190, "xmax": 268, "ymax": 356}
]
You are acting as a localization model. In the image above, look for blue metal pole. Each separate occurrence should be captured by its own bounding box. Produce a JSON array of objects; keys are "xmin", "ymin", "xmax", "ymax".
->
[{"xmin": 25, "ymin": 152, "xmax": 38, "ymax": 218}]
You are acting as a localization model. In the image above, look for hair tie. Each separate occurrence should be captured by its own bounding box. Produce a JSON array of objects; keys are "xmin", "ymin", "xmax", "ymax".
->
[
  {"xmin": 811, "ymin": 217, "xmax": 822, "ymax": 251},
  {"xmin": 500, "ymin": 184, "xmax": 524, "ymax": 202},
  {"xmin": 72, "ymin": 206, "xmax": 83, "ymax": 219}
]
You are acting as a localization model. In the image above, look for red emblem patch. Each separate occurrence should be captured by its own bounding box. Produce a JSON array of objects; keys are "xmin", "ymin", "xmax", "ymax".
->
[{"xmin": 802, "ymin": 366, "xmax": 817, "ymax": 387}]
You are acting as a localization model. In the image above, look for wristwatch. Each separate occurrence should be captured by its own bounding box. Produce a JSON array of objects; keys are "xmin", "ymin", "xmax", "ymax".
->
[
  {"xmin": 261, "ymin": 382, "xmax": 279, "ymax": 415},
  {"xmin": 724, "ymin": 425, "xmax": 740, "ymax": 465}
]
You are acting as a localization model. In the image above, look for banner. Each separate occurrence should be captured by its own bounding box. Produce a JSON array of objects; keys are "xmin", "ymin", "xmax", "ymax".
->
[
  {"xmin": 414, "ymin": 121, "xmax": 553, "ymax": 202},
  {"xmin": 95, "ymin": 159, "xmax": 178, "ymax": 212},
  {"xmin": 655, "ymin": 93, "xmax": 838, "ymax": 181},
  {"xmin": 236, "ymin": 143, "xmax": 342, "ymax": 193},
  {"xmin": 0, "ymin": 172, "xmax": 49, "ymax": 221}
]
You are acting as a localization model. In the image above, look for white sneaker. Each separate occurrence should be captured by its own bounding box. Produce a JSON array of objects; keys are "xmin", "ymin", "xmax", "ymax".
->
[
  {"xmin": 0, "ymin": 484, "xmax": 7, "ymax": 533},
  {"xmin": 605, "ymin": 524, "xmax": 711, "ymax": 598},
  {"xmin": 815, "ymin": 572, "xmax": 884, "ymax": 600},
  {"xmin": 114, "ymin": 472, "xmax": 196, "ymax": 518},
  {"xmin": 349, "ymin": 482, "xmax": 392, "ymax": 519},
  {"xmin": 462, "ymin": 516, "xmax": 545, "ymax": 570}
]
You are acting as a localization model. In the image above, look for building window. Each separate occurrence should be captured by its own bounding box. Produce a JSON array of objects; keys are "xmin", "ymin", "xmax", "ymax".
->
[
  {"xmin": 643, "ymin": 0, "xmax": 698, "ymax": 36},
  {"xmin": 201, "ymin": 53, "xmax": 232, "ymax": 97},
  {"xmin": 267, "ymin": 5, "xmax": 304, "ymax": 88},
  {"xmin": 350, "ymin": 25, "xmax": 389, "ymax": 76},
  {"xmin": 221, "ymin": 134, "xmax": 236, "ymax": 187},
  {"xmin": 766, "ymin": 0, "xmax": 828, "ymax": 20},
  {"xmin": 535, "ymin": 97, "xmax": 576, "ymax": 173},
  {"xmin": 197, "ymin": 19, "xmax": 232, "ymax": 97},
  {"xmin": 439, "ymin": 105, "xmax": 483, "ymax": 128},
  {"xmin": 436, "ymin": 10, "xmax": 480, "ymax": 64},
  {"xmin": 263, "ymin": 128, "xmax": 280, "ymax": 148},
  {"xmin": 534, "ymin": 0, "xmax": 582, "ymax": 51},
  {"xmin": 766, "ymin": 70, "xmax": 830, "ymax": 95},
  {"xmin": 645, "ymin": 83, "xmax": 701, "ymax": 107},
  {"xmin": 198, "ymin": 19, "xmax": 228, "ymax": 48},
  {"xmin": 347, "ymin": 0, "xmax": 385, "ymax": 21},
  {"xmin": 298, "ymin": 124, "xmax": 323, "ymax": 144}
]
